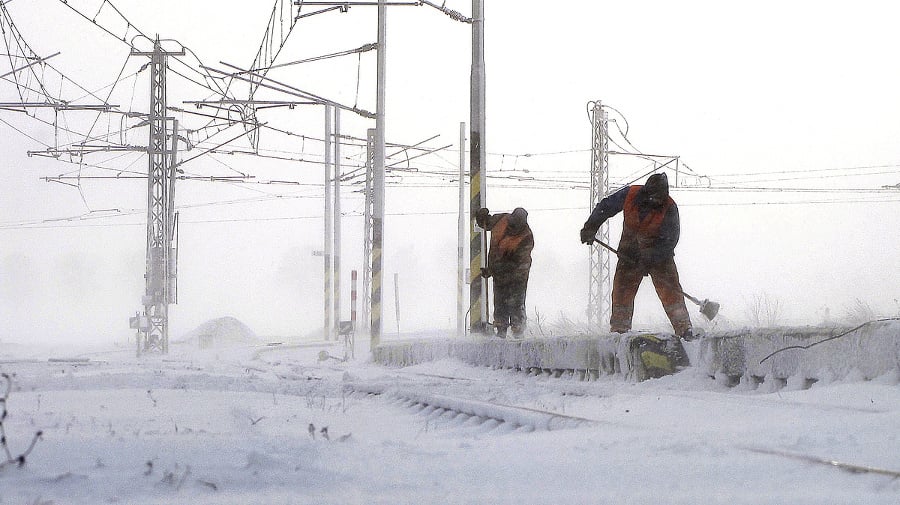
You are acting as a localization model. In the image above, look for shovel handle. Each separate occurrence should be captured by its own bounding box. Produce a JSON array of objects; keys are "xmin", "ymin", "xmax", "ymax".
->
[
  {"xmin": 682, "ymin": 293, "xmax": 702, "ymax": 306},
  {"xmin": 592, "ymin": 239, "xmax": 619, "ymax": 256},
  {"xmin": 592, "ymin": 238, "xmax": 704, "ymax": 307}
]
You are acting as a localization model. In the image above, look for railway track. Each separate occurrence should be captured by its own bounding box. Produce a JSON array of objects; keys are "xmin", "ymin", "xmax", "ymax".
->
[{"xmin": 346, "ymin": 382, "xmax": 608, "ymax": 434}]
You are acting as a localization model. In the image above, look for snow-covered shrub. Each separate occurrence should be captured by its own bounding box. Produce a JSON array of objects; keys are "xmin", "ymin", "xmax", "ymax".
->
[{"xmin": 0, "ymin": 372, "xmax": 42, "ymax": 470}]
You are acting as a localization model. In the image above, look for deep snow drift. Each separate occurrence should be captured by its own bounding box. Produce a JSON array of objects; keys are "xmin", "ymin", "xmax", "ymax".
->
[{"xmin": 1, "ymin": 335, "xmax": 899, "ymax": 504}]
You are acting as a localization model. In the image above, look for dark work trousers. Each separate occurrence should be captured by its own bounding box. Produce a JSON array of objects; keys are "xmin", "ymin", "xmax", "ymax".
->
[
  {"xmin": 610, "ymin": 257, "xmax": 692, "ymax": 337},
  {"xmin": 492, "ymin": 273, "xmax": 528, "ymax": 337}
]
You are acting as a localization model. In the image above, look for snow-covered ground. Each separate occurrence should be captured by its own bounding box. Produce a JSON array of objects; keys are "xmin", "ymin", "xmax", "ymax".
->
[{"xmin": 1, "ymin": 336, "xmax": 899, "ymax": 504}]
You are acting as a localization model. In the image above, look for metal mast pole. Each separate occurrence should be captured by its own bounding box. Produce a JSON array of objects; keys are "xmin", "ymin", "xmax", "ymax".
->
[
  {"xmin": 393, "ymin": 272, "xmax": 400, "ymax": 336},
  {"xmin": 132, "ymin": 38, "xmax": 184, "ymax": 355},
  {"xmin": 588, "ymin": 100, "xmax": 611, "ymax": 329},
  {"xmin": 324, "ymin": 104, "xmax": 334, "ymax": 340},
  {"xmin": 167, "ymin": 120, "xmax": 179, "ymax": 317},
  {"xmin": 370, "ymin": 0, "xmax": 387, "ymax": 348},
  {"xmin": 469, "ymin": 0, "xmax": 487, "ymax": 334},
  {"xmin": 457, "ymin": 121, "xmax": 466, "ymax": 336},
  {"xmin": 333, "ymin": 107, "xmax": 342, "ymax": 338},
  {"xmin": 362, "ymin": 128, "xmax": 375, "ymax": 333},
  {"xmin": 370, "ymin": 0, "xmax": 387, "ymax": 349},
  {"xmin": 350, "ymin": 269, "xmax": 358, "ymax": 359}
]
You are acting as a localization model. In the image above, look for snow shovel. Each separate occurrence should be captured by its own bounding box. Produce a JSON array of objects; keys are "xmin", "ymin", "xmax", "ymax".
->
[{"xmin": 591, "ymin": 239, "xmax": 720, "ymax": 321}]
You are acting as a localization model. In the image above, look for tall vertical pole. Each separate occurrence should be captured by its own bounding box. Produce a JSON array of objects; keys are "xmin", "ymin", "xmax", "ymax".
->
[
  {"xmin": 333, "ymin": 107, "xmax": 342, "ymax": 337},
  {"xmin": 371, "ymin": 0, "xmax": 387, "ymax": 348},
  {"xmin": 324, "ymin": 104, "xmax": 333, "ymax": 341},
  {"xmin": 469, "ymin": 0, "xmax": 487, "ymax": 334},
  {"xmin": 588, "ymin": 101, "xmax": 611, "ymax": 328},
  {"xmin": 351, "ymin": 270, "xmax": 358, "ymax": 330},
  {"xmin": 350, "ymin": 269, "xmax": 358, "ymax": 359},
  {"xmin": 132, "ymin": 38, "xmax": 183, "ymax": 355},
  {"xmin": 166, "ymin": 120, "xmax": 179, "ymax": 354},
  {"xmin": 167, "ymin": 119, "xmax": 179, "ymax": 301},
  {"xmin": 393, "ymin": 272, "xmax": 400, "ymax": 336},
  {"xmin": 146, "ymin": 38, "xmax": 168, "ymax": 353},
  {"xmin": 457, "ymin": 122, "xmax": 466, "ymax": 336},
  {"xmin": 362, "ymin": 128, "xmax": 375, "ymax": 332}
]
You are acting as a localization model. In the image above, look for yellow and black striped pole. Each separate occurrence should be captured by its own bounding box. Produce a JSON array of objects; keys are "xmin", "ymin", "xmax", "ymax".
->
[
  {"xmin": 371, "ymin": 215, "xmax": 383, "ymax": 347},
  {"xmin": 371, "ymin": 1, "xmax": 386, "ymax": 347},
  {"xmin": 469, "ymin": 0, "xmax": 487, "ymax": 334},
  {"xmin": 469, "ymin": 127, "xmax": 486, "ymax": 334}
]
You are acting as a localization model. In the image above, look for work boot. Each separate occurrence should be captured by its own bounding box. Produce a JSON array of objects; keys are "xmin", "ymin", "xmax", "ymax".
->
[
  {"xmin": 495, "ymin": 325, "xmax": 508, "ymax": 339},
  {"xmin": 680, "ymin": 328, "xmax": 696, "ymax": 342}
]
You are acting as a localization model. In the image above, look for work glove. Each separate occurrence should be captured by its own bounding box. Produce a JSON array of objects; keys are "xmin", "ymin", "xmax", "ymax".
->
[
  {"xmin": 480, "ymin": 267, "xmax": 492, "ymax": 279},
  {"xmin": 580, "ymin": 225, "xmax": 598, "ymax": 245}
]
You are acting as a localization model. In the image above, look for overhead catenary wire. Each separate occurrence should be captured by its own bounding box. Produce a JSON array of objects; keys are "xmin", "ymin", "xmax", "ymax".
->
[
  {"xmin": 45, "ymin": 0, "xmax": 250, "ymax": 161},
  {"xmin": 11, "ymin": 98, "xmax": 900, "ymax": 203},
  {"xmin": 477, "ymin": 141, "xmax": 898, "ymax": 191},
  {"xmin": 0, "ymin": 115, "xmax": 48, "ymax": 146},
  {"xmin": 1, "ymin": 4, "xmax": 57, "ymax": 101},
  {"xmin": 706, "ymin": 168, "xmax": 900, "ymax": 185},
  {"xmin": 7, "ymin": 192, "xmax": 900, "ymax": 232},
  {"xmin": 0, "ymin": 4, "xmax": 237, "ymax": 172},
  {"xmin": 50, "ymin": 130, "xmax": 889, "ymax": 197},
  {"xmin": 0, "ymin": 5, "xmax": 125, "ymax": 158},
  {"xmin": 52, "ymin": 0, "xmax": 235, "ymax": 100},
  {"xmin": 712, "ymin": 162, "xmax": 900, "ymax": 178},
  {"xmin": 242, "ymin": 43, "xmax": 377, "ymax": 74},
  {"xmin": 2, "ymin": 6, "xmax": 899, "ymax": 232}
]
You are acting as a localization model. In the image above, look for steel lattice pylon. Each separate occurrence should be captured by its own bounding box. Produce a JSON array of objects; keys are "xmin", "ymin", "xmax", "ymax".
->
[
  {"xmin": 588, "ymin": 101, "xmax": 611, "ymax": 329},
  {"xmin": 131, "ymin": 39, "xmax": 184, "ymax": 355}
]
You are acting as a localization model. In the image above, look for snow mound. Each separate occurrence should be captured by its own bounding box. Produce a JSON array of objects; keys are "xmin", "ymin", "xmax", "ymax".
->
[{"xmin": 176, "ymin": 316, "xmax": 260, "ymax": 348}]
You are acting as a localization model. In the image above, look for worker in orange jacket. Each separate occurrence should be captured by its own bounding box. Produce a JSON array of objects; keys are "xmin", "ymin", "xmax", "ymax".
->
[
  {"xmin": 476, "ymin": 207, "xmax": 534, "ymax": 338},
  {"xmin": 580, "ymin": 173, "xmax": 693, "ymax": 346}
]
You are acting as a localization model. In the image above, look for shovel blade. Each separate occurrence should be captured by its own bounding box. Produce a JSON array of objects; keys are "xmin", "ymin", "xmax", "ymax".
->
[{"xmin": 699, "ymin": 299, "xmax": 720, "ymax": 321}]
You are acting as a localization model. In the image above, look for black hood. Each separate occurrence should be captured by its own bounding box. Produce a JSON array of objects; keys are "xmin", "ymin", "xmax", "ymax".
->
[
  {"xmin": 507, "ymin": 207, "xmax": 528, "ymax": 234},
  {"xmin": 640, "ymin": 173, "xmax": 669, "ymax": 207}
]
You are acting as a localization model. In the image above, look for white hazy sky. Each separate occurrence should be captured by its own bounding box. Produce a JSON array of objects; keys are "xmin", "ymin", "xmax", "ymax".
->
[{"xmin": 1, "ymin": 0, "xmax": 899, "ymax": 344}]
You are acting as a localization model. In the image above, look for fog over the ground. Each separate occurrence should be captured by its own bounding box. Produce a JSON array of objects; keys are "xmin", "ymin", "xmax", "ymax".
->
[{"xmin": 1, "ymin": 0, "xmax": 899, "ymax": 344}]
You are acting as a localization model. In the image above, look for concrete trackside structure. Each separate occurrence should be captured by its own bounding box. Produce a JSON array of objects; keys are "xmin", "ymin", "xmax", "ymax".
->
[
  {"xmin": 372, "ymin": 334, "xmax": 634, "ymax": 380},
  {"xmin": 697, "ymin": 318, "xmax": 900, "ymax": 387},
  {"xmin": 372, "ymin": 319, "xmax": 900, "ymax": 386}
]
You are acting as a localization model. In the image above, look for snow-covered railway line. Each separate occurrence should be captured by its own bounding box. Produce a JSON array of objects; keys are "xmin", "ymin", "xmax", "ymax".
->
[
  {"xmin": 4, "ymin": 358, "xmax": 604, "ymax": 437},
  {"xmin": 346, "ymin": 382, "xmax": 603, "ymax": 434}
]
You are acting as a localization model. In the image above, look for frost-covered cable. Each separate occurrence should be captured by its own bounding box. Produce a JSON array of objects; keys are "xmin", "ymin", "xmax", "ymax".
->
[{"xmin": 759, "ymin": 317, "xmax": 900, "ymax": 364}]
